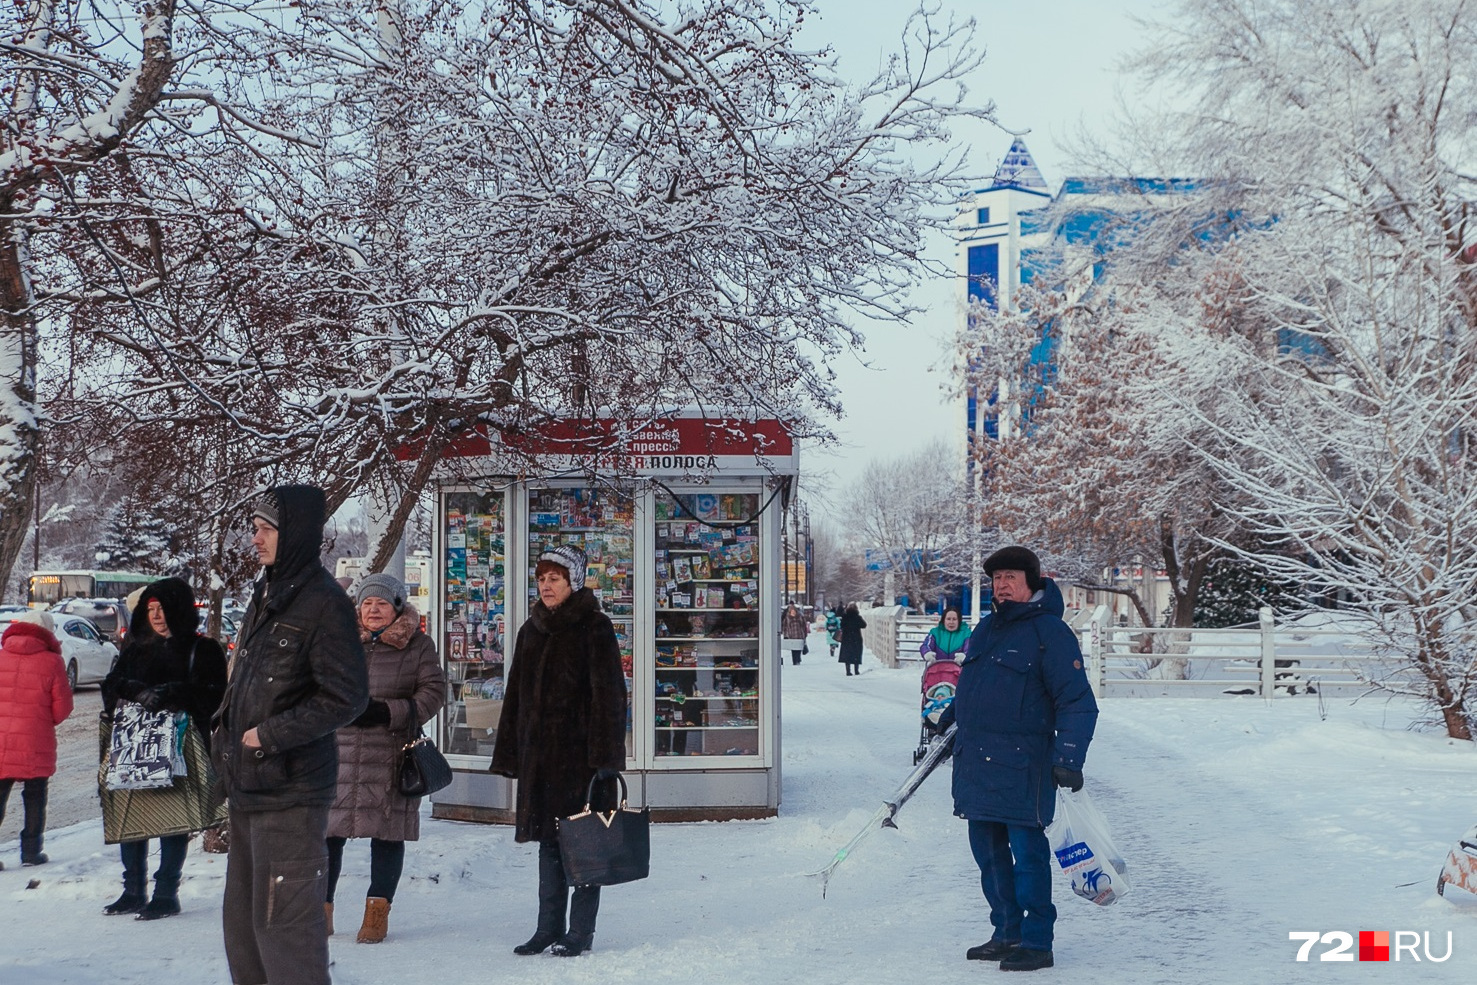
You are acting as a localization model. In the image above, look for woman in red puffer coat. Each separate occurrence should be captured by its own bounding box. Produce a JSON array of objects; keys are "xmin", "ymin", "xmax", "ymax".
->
[{"xmin": 0, "ymin": 611, "xmax": 74, "ymax": 869}]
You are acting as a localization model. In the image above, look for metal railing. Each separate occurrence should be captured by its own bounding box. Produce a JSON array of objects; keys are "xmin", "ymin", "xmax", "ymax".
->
[
  {"xmin": 1082, "ymin": 605, "xmax": 1408, "ymax": 698},
  {"xmin": 895, "ymin": 614, "xmax": 938, "ymax": 664}
]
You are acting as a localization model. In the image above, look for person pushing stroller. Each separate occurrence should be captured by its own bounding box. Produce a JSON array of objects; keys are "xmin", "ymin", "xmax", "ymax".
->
[{"xmin": 913, "ymin": 607, "xmax": 968, "ymax": 763}]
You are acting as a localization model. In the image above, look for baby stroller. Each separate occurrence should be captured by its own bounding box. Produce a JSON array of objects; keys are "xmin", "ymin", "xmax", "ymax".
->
[{"xmin": 913, "ymin": 657, "xmax": 962, "ymax": 763}]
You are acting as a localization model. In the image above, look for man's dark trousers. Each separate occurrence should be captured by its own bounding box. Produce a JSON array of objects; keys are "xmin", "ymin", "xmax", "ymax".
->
[{"xmin": 223, "ymin": 805, "xmax": 331, "ymax": 985}]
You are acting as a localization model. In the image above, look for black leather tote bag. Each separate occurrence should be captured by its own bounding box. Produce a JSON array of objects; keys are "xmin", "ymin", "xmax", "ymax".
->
[{"xmin": 558, "ymin": 772, "xmax": 651, "ymax": 887}]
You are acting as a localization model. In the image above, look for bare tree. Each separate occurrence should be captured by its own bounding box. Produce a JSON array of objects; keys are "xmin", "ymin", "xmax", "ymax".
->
[
  {"xmin": 2, "ymin": 0, "xmax": 1000, "ymax": 588},
  {"xmin": 811, "ymin": 517, "xmax": 871, "ymax": 609},
  {"xmin": 842, "ymin": 438, "xmax": 970, "ymax": 608},
  {"xmin": 1116, "ymin": 0, "xmax": 1477, "ymax": 735},
  {"xmin": 959, "ymin": 263, "xmax": 1254, "ymax": 668}
]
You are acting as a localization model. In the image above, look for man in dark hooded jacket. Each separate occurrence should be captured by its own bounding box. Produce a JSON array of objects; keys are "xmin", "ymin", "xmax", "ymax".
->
[
  {"xmin": 949, "ymin": 546, "xmax": 1097, "ymax": 973},
  {"xmin": 214, "ymin": 484, "xmax": 368, "ymax": 985}
]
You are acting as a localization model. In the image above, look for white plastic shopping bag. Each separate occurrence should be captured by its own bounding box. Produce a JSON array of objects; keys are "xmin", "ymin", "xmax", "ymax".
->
[{"xmin": 1046, "ymin": 787, "xmax": 1131, "ymax": 905}]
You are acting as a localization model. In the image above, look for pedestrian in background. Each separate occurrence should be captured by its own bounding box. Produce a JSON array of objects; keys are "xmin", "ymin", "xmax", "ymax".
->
[
  {"xmin": 950, "ymin": 546, "xmax": 1098, "ymax": 972},
  {"xmin": 325, "ymin": 573, "xmax": 445, "ymax": 944},
  {"xmin": 825, "ymin": 605, "xmax": 841, "ymax": 658},
  {"xmin": 781, "ymin": 602, "xmax": 808, "ymax": 665},
  {"xmin": 100, "ymin": 577, "xmax": 228, "ymax": 918},
  {"xmin": 0, "ymin": 610, "xmax": 73, "ymax": 869},
  {"xmin": 214, "ymin": 485, "xmax": 369, "ymax": 985},
  {"xmin": 838, "ymin": 603, "xmax": 866, "ymax": 676},
  {"xmin": 492, "ymin": 544, "xmax": 627, "ymax": 957}
]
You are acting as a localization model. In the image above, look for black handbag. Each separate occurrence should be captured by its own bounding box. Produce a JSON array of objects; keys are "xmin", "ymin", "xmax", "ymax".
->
[
  {"xmin": 557, "ymin": 772, "xmax": 651, "ymax": 887},
  {"xmin": 398, "ymin": 736, "xmax": 453, "ymax": 796}
]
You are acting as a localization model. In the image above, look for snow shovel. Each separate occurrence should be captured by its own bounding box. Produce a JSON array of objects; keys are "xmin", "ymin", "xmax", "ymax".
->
[
  {"xmin": 1436, "ymin": 824, "xmax": 1477, "ymax": 898},
  {"xmin": 808, "ymin": 725, "xmax": 956, "ymax": 897}
]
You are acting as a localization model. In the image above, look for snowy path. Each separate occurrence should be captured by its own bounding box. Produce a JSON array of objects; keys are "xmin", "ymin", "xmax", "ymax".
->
[
  {"xmin": 1092, "ymin": 700, "xmax": 1474, "ymax": 981},
  {"xmin": 4, "ymin": 633, "xmax": 1476, "ymax": 983}
]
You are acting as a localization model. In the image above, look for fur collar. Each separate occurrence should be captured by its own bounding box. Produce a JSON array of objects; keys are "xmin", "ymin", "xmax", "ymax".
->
[
  {"xmin": 527, "ymin": 586, "xmax": 600, "ymax": 634},
  {"xmin": 360, "ymin": 602, "xmax": 421, "ymax": 648}
]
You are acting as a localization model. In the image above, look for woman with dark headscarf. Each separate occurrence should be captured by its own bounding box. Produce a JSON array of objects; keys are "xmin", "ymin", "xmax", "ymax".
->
[
  {"xmin": 491, "ymin": 543, "xmax": 627, "ymax": 957},
  {"xmin": 100, "ymin": 577, "xmax": 227, "ymax": 919},
  {"xmin": 325, "ymin": 573, "xmax": 445, "ymax": 944}
]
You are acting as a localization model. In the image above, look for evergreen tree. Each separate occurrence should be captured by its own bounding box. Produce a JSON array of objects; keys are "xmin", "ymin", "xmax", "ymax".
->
[
  {"xmin": 92, "ymin": 501, "xmax": 183, "ymax": 576},
  {"xmin": 1193, "ymin": 556, "xmax": 1302, "ymax": 629}
]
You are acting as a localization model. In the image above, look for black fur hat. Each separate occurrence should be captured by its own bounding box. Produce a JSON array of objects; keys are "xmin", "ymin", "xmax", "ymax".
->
[{"xmin": 983, "ymin": 545, "xmax": 1043, "ymax": 591}]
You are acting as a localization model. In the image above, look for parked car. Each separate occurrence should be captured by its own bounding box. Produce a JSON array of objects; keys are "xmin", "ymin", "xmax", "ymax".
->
[
  {"xmin": 0, "ymin": 611, "xmax": 120, "ymax": 690},
  {"xmin": 50, "ymin": 597, "xmax": 133, "ymax": 645},
  {"xmin": 197, "ymin": 608, "xmax": 239, "ymax": 652}
]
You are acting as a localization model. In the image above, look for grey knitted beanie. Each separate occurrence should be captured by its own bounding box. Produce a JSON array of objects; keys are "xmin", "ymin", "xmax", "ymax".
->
[{"xmin": 356, "ymin": 572, "xmax": 407, "ymax": 612}]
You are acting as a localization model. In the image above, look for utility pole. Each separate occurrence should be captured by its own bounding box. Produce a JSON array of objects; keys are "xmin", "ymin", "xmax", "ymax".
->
[{"xmin": 803, "ymin": 508, "xmax": 812, "ymax": 609}]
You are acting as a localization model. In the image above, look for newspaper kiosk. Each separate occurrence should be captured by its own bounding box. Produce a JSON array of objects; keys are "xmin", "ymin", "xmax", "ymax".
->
[{"xmin": 427, "ymin": 416, "xmax": 797, "ymax": 823}]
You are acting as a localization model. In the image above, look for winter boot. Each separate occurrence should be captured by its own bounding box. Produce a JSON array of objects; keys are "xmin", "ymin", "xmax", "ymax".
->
[
  {"xmin": 137, "ymin": 896, "xmax": 182, "ymax": 920},
  {"xmin": 514, "ymin": 855, "xmax": 568, "ymax": 955},
  {"xmin": 20, "ymin": 780, "xmax": 47, "ymax": 865},
  {"xmin": 966, "ymin": 939, "xmax": 1021, "ymax": 961},
  {"xmin": 551, "ymin": 885, "xmax": 600, "ymax": 956},
  {"xmin": 325, "ymin": 902, "xmax": 335, "ymax": 936},
  {"xmin": 356, "ymin": 897, "xmax": 391, "ymax": 944},
  {"xmin": 104, "ymin": 890, "xmax": 146, "ymax": 915},
  {"xmin": 137, "ymin": 836, "xmax": 186, "ymax": 920},
  {"xmin": 137, "ymin": 865, "xmax": 182, "ymax": 920},
  {"xmin": 999, "ymin": 947, "xmax": 1054, "ymax": 971},
  {"xmin": 105, "ymin": 853, "xmax": 148, "ymax": 915}
]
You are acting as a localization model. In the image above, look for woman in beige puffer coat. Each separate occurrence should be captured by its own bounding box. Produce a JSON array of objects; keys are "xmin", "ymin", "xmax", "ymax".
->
[{"xmin": 326, "ymin": 574, "xmax": 445, "ymax": 944}]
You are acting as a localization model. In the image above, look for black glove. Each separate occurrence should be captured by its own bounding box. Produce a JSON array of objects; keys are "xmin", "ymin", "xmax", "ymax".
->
[
  {"xmin": 593, "ymin": 767, "xmax": 621, "ymax": 783},
  {"xmin": 116, "ymin": 679, "xmax": 150, "ymax": 703},
  {"xmin": 135, "ymin": 685, "xmax": 172, "ymax": 713},
  {"xmin": 1052, "ymin": 766, "xmax": 1084, "ymax": 792},
  {"xmin": 351, "ymin": 700, "xmax": 392, "ymax": 727}
]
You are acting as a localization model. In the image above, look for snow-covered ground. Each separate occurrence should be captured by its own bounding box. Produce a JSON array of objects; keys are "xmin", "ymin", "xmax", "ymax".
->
[{"xmin": 5, "ymin": 630, "xmax": 1476, "ymax": 983}]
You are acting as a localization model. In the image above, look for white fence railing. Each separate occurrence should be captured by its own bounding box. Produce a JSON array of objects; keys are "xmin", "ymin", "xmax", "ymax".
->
[
  {"xmin": 895, "ymin": 615, "xmax": 936, "ymax": 664},
  {"xmin": 877, "ymin": 604, "xmax": 1404, "ymax": 698},
  {"xmin": 1082, "ymin": 605, "xmax": 1408, "ymax": 698}
]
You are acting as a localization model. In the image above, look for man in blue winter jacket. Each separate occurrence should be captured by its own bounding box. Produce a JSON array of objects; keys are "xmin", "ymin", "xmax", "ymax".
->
[{"xmin": 949, "ymin": 545, "xmax": 1098, "ymax": 972}]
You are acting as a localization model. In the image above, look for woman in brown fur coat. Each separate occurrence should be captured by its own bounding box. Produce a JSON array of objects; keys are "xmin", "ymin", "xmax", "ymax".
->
[
  {"xmin": 491, "ymin": 543, "xmax": 627, "ymax": 957},
  {"xmin": 325, "ymin": 573, "xmax": 445, "ymax": 944}
]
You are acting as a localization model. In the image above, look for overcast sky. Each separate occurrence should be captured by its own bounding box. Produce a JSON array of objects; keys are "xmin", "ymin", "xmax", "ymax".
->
[{"xmin": 800, "ymin": 0, "xmax": 1169, "ymax": 523}]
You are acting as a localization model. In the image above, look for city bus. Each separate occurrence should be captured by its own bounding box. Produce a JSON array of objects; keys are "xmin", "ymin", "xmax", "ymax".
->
[{"xmin": 27, "ymin": 570, "xmax": 158, "ymax": 607}]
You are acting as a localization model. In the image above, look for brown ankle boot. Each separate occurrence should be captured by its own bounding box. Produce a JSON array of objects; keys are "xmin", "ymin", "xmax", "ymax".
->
[
  {"xmin": 356, "ymin": 897, "xmax": 390, "ymax": 944},
  {"xmin": 325, "ymin": 902, "xmax": 334, "ymax": 936}
]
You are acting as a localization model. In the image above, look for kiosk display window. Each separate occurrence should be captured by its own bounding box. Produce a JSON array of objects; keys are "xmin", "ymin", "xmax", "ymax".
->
[
  {"xmin": 526, "ymin": 485, "xmax": 635, "ymax": 757},
  {"xmin": 443, "ymin": 491, "xmax": 507, "ymax": 756},
  {"xmin": 652, "ymin": 491, "xmax": 761, "ymax": 758}
]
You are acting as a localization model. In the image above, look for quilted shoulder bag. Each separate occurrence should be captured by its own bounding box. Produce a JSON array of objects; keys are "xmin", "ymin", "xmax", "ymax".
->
[{"xmin": 399, "ymin": 735, "xmax": 453, "ymax": 796}]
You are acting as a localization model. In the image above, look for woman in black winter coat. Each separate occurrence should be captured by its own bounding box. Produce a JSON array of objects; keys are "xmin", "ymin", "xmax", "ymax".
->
[
  {"xmin": 491, "ymin": 543, "xmax": 627, "ymax": 958},
  {"xmin": 838, "ymin": 602, "xmax": 866, "ymax": 675},
  {"xmin": 100, "ymin": 577, "xmax": 227, "ymax": 919}
]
